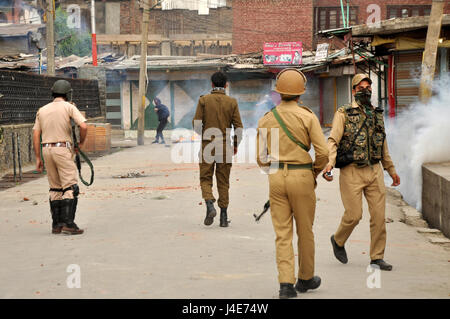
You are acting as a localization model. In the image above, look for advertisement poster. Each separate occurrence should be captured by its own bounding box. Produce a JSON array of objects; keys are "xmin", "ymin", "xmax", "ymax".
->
[{"xmin": 263, "ymin": 42, "xmax": 303, "ymax": 65}]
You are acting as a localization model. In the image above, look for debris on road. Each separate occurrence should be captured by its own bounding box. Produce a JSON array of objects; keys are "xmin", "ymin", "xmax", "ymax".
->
[
  {"xmin": 113, "ymin": 172, "xmax": 147, "ymax": 179},
  {"xmin": 152, "ymin": 195, "xmax": 170, "ymax": 200}
]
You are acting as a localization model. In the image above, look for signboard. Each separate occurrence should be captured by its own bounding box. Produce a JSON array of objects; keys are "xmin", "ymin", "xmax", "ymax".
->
[
  {"xmin": 314, "ymin": 43, "xmax": 329, "ymax": 62},
  {"xmin": 263, "ymin": 42, "xmax": 303, "ymax": 66}
]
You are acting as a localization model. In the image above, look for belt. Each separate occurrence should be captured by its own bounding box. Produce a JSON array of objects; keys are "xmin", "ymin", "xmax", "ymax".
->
[
  {"xmin": 352, "ymin": 160, "xmax": 380, "ymax": 168},
  {"xmin": 278, "ymin": 163, "xmax": 313, "ymax": 170},
  {"xmin": 42, "ymin": 142, "xmax": 71, "ymax": 148}
]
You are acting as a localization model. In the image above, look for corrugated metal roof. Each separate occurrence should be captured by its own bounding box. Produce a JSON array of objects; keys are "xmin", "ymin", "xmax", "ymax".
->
[{"xmin": 0, "ymin": 23, "xmax": 44, "ymax": 37}]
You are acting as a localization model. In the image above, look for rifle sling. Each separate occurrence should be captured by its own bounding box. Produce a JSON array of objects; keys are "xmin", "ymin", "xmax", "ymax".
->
[{"xmin": 271, "ymin": 108, "xmax": 309, "ymax": 153}]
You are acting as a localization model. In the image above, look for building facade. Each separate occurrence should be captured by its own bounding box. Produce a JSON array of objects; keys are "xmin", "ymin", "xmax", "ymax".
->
[
  {"xmin": 56, "ymin": 0, "xmax": 233, "ymax": 57},
  {"xmin": 233, "ymin": 0, "xmax": 450, "ymax": 54}
]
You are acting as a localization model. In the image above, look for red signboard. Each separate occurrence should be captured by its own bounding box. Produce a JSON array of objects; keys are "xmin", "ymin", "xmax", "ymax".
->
[{"xmin": 263, "ymin": 42, "xmax": 303, "ymax": 65}]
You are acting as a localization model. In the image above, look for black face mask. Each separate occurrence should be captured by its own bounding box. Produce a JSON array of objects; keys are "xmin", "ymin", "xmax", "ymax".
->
[{"xmin": 355, "ymin": 88, "xmax": 372, "ymax": 106}]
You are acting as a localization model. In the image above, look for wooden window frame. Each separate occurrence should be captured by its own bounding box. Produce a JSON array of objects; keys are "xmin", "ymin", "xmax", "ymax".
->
[
  {"xmin": 386, "ymin": 5, "xmax": 432, "ymax": 19},
  {"xmin": 314, "ymin": 6, "xmax": 359, "ymax": 33}
]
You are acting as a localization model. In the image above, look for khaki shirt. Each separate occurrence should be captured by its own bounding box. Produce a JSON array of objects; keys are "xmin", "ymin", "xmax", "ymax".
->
[
  {"xmin": 327, "ymin": 101, "xmax": 397, "ymax": 176},
  {"xmin": 192, "ymin": 90, "xmax": 243, "ymax": 145},
  {"xmin": 256, "ymin": 100, "xmax": 329, "ymax": 178},
  {"xmin": 33, "ymin": 101, "xmax": 86, "ymax": 144}
]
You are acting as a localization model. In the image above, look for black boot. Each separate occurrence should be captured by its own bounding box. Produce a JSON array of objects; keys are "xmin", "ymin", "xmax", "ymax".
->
[
  {"xmin": 331, "ymin": 235, "xmax": 348, "ymax": 264},
  {"xmin": 295, "ymin": 276, "xmax": 321, "ymax": 293},
  {"xmin": 279, "ymin": 283, "xmax": 297, "ymax": 299},
  {"xmin": 204, "ymin": 200, "xmax": 217, "ymax": 226},
  {"xmin": 152, "ymin": 136, "xmax": 159, "ymax": 144},
  {"xmin": 370, "ymin": 259, "xmax": 393, "ymax": 271},
  {"xmin": 61, "ymin": 198, "xmax": 84, "ymax": 235},
  {"xmin": 49, "ymin": 200, "xmax": 63, "ymax": 234},
  {"xmin": 220, "ymin": 207, "xmax": 230, "ymax": 227}
]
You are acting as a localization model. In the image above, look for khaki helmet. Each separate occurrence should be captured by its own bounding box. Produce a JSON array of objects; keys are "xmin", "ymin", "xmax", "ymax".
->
[
  {"xmin": 352, "ymin": 73, "xmax": 372, "ymax": 88},
  {"xmin": 275, "ymin": 68, "xmax": 307, "ymax": 95},
  {"xmin": 51, "ymin": 79, "xmax": 72, "ymax": 95}
]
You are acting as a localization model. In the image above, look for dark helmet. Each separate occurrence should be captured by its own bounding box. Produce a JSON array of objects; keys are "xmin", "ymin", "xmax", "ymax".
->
[{"xmin": 51, "ymin": 79, "xmax": 72, "ymax": 95}]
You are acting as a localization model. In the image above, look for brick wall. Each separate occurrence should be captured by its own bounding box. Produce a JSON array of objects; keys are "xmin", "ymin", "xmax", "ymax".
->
[
  {"xmin": 232, "ymin": 0, "xmax": 314, "ymax": 54},
  {"xmin": 120, "ymin": 0, "xmax": 233, "ymax": 36},
  {"xmin": 233, "ymin": 0, "xmax": 450, "ymax": 54},
  {"xmin": 315, "ymin": 0, "xmax": 450, "ymax": 27}
]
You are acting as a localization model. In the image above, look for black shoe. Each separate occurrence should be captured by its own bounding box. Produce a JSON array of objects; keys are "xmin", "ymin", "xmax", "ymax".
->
[
  {"xmin": 331, "ymin": 235, "xmax": 348, "ymax": 264},
  {"xmin": 151, "ymin": 139, "xmax": 159, "ymax": 144},
  {"xmin": 204, "ymin": 200, "xmax": 217, "ymax": 226},
  {"xmin": 370, "ymin": 259, "xmax": 393, "ymax": 271},
  {"xmin": 60, "ymin": 199, "xmax": 84, "ymax": 235},
  {"xmin": 279, "ymin": 283, "xmax": 297, "ymax": 299},
  {"xmin": 159, "ymin": 140, "xmax": 166, "ymax": 144},
  {"xmin": 295, "ymin": 276, "xmax": 321, "ymax": 293},
  {"xmin": 220, "ymin": 208, "xmax": 230, "ymax": 227}
]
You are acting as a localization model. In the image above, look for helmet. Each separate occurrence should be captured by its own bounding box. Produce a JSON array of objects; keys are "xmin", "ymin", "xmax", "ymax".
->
[
  {"xmin": 275, "ymin": 68, "xmax": 307, "ymax": 95},
  {"xmin": 352, "ymin": 74, "xmax": 372, "ymax": 88},
  {"xmin": 51, "ymin": 79, "xmax": 72, "ymax": 95}
]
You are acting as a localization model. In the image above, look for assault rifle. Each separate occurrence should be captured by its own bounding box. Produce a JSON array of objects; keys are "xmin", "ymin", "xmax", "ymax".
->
[{"xmin": 253, "ymin": 200, "xmax": 270, "ymax": 222}]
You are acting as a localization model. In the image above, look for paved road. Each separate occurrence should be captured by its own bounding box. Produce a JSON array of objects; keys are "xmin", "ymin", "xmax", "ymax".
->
[{"xmin": 0, "ymin": 138, "xmax": 449, "ymax": 299}]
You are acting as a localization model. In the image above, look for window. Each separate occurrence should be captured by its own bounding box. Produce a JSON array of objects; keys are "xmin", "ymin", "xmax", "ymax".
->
[
  {"xmin": 387, "ymin": 5, "xmax": 432, "ymax": 19},
  {"xmin": 315, "ymin": 7, "xmax": 358, "ymax": 31}
]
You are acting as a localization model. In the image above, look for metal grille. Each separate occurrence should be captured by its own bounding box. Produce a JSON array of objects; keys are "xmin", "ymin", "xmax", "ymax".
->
[{"xmin": 0, "ymin": 70, "xmax": 102, "ymax": 125}]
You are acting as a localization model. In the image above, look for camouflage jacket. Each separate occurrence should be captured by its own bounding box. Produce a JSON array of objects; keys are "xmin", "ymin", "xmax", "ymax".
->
[{"xmin": 337, "ymin": 104, "xmax": 386, "ymax": 165}]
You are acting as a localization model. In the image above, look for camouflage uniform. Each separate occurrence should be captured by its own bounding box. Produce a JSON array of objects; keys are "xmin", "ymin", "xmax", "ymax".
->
[{"xmin": 328, "ymin": 101, "xmax": 397, "ymax": 261}]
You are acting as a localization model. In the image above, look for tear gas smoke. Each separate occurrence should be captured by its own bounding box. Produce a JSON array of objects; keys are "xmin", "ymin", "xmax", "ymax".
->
[{"xmin": 386, "ymin": 74, "xmax": 450, "ymax": 211}]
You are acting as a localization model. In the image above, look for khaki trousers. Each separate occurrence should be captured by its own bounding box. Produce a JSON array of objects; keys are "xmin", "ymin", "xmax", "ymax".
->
[
  {"xmin": 199, "ymin": 141, "xmax": 233, "ymax": 208},
  {"xmin": 334, "ymin": 163, "xmax": 387, "ymax": 260},
  {"xmin": 199, "ymin": 162, "xmax": 232, "ymax": 208},
  {"xmin": 43, "ymin": 147, "xmax": 78, "ymax": 201},
  {"xmin": 269, "ymin": 166, "xmax": 316, "ymax": 283}
]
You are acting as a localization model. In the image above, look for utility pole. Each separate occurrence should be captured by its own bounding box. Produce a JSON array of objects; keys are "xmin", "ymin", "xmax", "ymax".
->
[
  {"xmin": 45, "ymin": 0, "xmax": 55, "ymax": 76},
  {"xmin": 91, "ymin": 0, "xmax": 98, "ymax": 66},
  {"xmin": 419, "ymin": 0, "xmax": 444, "ymax": 103},
  {"xmin": 137, "ymin": 0, "xmax": 150, "ymax": 145}
]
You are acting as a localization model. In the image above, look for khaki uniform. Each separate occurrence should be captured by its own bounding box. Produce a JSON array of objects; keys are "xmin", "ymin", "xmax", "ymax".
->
[
  {"xmin": 193, "ymin": 89, "xmax": 243, "ymax": 208},
  {"xmin": 33, "ymin": 101, "xmax": 86, "ymax": 201},
  {"xmin": 257, "ymin": 100, "xmax": 328, "ymax": 283},
  {"xmin": 328, "ymin": 101, "xmax": 397, "ymax": 260}
]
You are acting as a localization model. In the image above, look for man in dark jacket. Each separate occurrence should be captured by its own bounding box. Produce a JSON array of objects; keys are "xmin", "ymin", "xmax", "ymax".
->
[{"xmin": 152, "ymin": 97, "xmax": 170, "ymax": 144}]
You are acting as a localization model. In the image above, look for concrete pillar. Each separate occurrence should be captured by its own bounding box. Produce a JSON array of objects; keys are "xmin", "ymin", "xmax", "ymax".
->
[
  {"xmin": 161, "ymin": 41, "xmax": 171, "ymax": 56},
  {"xmin": 105, "ymin": 2, "xmax": 121, "ymax": 34},
  {"xmin": 419, "ymin": 0, "xmax": 445, "ymax": 103}
]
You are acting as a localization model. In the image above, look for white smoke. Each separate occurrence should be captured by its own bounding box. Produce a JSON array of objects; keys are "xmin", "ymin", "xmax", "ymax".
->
[{"xmin": 386, "ymin": 74, "xmax": 450, "ymax": 211}]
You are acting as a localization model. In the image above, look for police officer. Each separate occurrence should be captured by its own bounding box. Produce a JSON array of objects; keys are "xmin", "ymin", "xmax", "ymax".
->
[
  {"xmin": 257, "ymin": 69, "xmax": 329, "ymax": 299},
  {"xmin": 152, "ymin": 97, "xmax": 170, "ymax": 144},
  {"xmin": 33, "ymin": 80, "xmax": 88, "ymax": 235},
  {"xmin": 324, "ymin": 74, "xmax": 401, "ymax": 271},
  {"xmin": 193, "ymin": 71, "xmax": 243, "ymax": 227}
]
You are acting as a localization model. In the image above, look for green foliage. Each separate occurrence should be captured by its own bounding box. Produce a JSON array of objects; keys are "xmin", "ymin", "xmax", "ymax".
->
[{"xmin": 54, "ymin": 7, "xmax": 92, "ymax": 57}]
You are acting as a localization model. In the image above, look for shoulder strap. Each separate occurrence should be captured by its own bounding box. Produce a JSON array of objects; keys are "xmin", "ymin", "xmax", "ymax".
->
[{"xmin": 271, "ymin": 108, "xmax": 309, "ymax": 152}]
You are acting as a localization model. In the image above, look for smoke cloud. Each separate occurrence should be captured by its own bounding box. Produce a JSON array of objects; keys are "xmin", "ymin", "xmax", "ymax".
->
[{"xmin": 385, "ymin": 74, "xmax": 450, "ymax": 211}]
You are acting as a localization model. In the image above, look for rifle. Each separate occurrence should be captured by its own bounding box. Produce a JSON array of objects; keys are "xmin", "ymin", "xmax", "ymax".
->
[
  {"xmin": 253, "ymin": 200, "xmax": 270, "ymax": 222},
  {"xmin": 71, "ymin": 118, "xmax": 94, "ymax": 186}
]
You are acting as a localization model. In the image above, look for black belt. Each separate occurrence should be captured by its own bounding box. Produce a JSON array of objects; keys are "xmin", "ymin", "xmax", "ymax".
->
[
  {"xmin": 278, "ymin": 163, "xmax": 313, "ymax": 170},
  {"xmin": 354, "ymin": 160, "xmax": 380, "ymax": 168}
]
